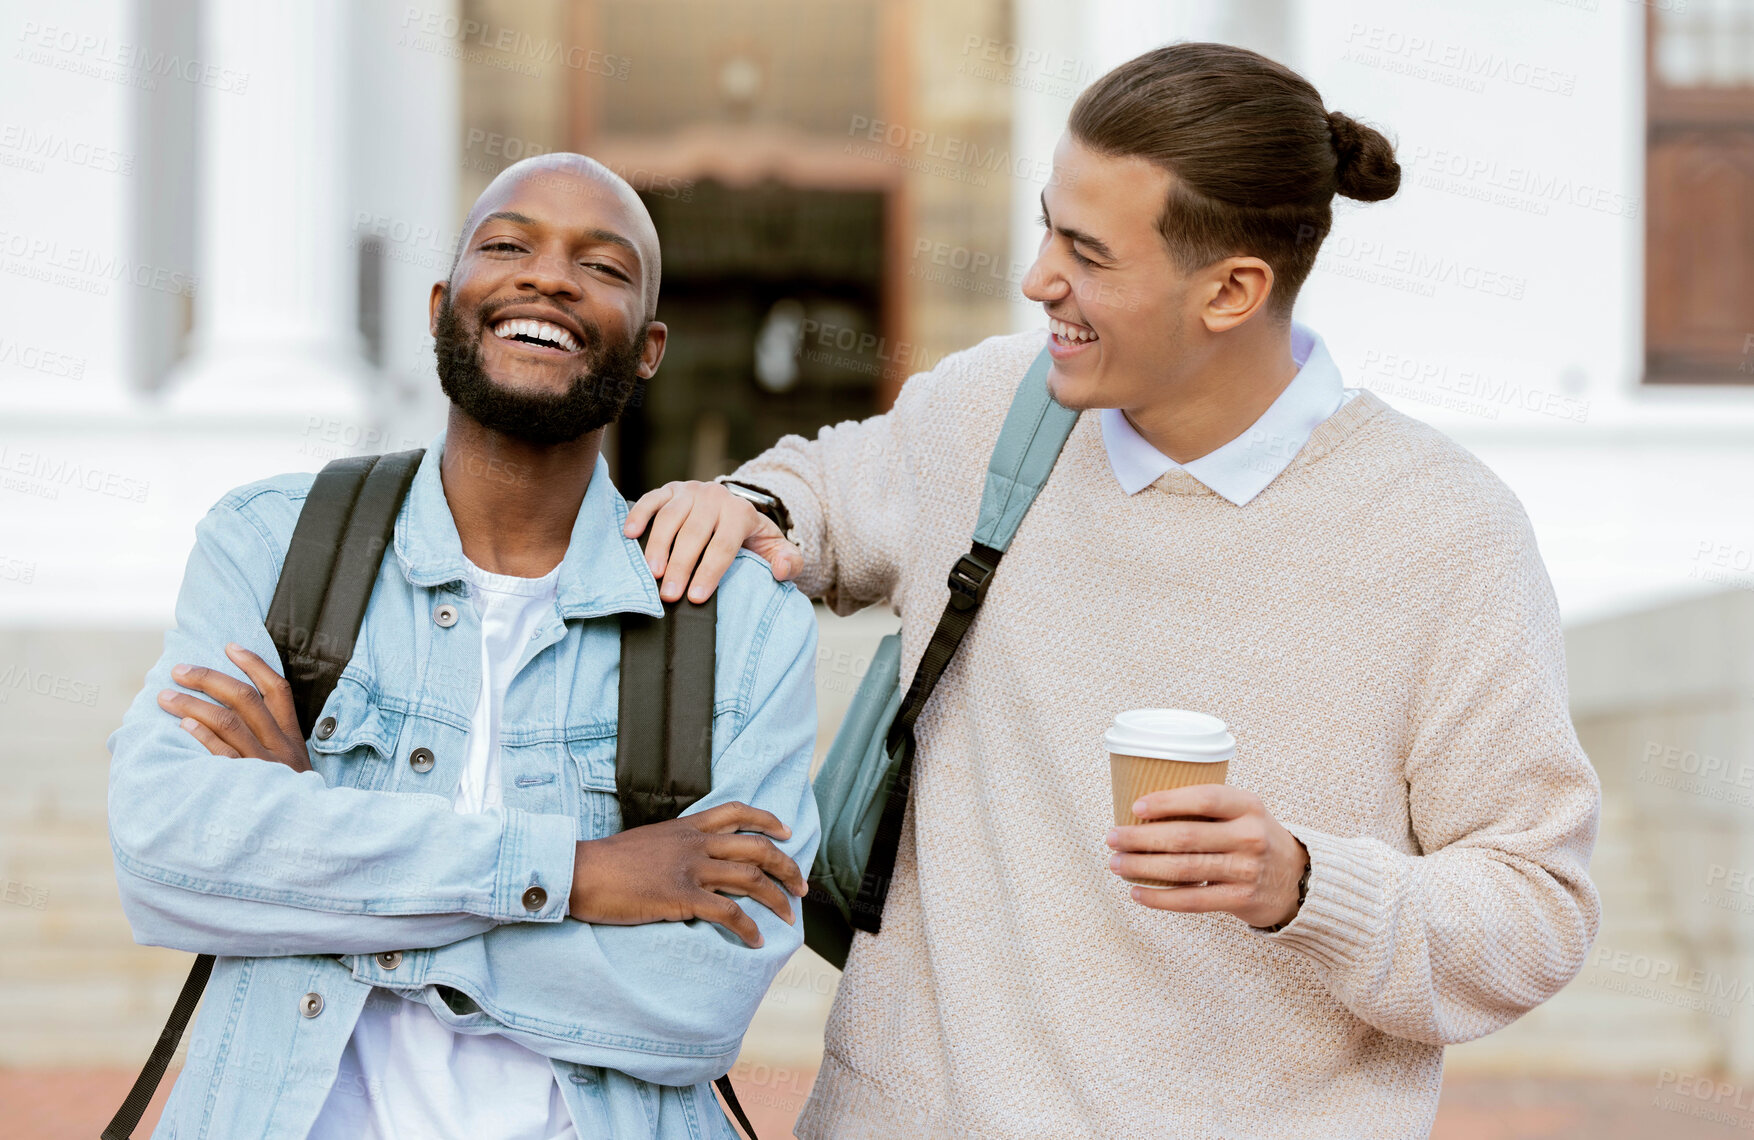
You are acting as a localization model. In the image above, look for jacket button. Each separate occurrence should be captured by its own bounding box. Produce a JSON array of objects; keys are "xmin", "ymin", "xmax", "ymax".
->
[
  {"xmin": 521, "ymin": 886, "xmax": 548, "ymax": 912},
  {"xmin": 375, "ymin": 951, "xmax": 403, "ymax": 971},
  {"xmin": 433, "ymin": 602, "xmax": 459, "ymax": 628},
  {"xmin": 314, "ymin": 716, "xmax": 337, "ymax": 741},
  {"xmin": 300, "ymin": 992, "xmax": 324, "ymax": 1018},
  {"xmin": 408, "ymin": 747, "xmax": 435, "ymax": 773}
]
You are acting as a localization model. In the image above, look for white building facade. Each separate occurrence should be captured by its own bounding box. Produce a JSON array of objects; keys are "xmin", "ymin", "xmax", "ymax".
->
[{"xmin": 3, "ymin": 0, "xmax": 1752, "ymax": 1085}]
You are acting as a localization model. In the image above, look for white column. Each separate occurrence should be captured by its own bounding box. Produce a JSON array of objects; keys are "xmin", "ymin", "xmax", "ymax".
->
[
  {"xmin": 166, "ymin": 0, "xmax": 369, "ymax": 415},
  {"xmin": 349, "ymin": 0, "xmax": 461, "ymax": 449}
]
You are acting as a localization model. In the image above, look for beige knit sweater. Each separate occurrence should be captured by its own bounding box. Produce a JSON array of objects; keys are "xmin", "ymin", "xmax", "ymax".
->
[{"xmin": 731, "ymin": 331, "xmax": 1601, "ymax": 1140}]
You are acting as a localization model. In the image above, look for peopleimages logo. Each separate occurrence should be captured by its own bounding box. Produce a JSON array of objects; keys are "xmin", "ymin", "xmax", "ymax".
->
[
  {"xmin": 0, "ymin": 555, "xmax": 36, "ymax": 586},
  {"xmin": 844, "ymin": 116, "xmax": 1065, "ymax": 188},
  {"xmin": 0, "ymin": 878, "xmax": 49, "ymax": 910},
  {"xmin": 1315, "ymin": 235, "xmax": 1528, "ymax": 302},
  {"xmin": 1583, "ymin": 945, "xmax": 1743, "ymax": 1017},
  {"xmin": 1341, "ymin": 23, "xmax": 1578, "ymax": 96},
  {"xmin": 0, "ymin": 123, "xmax": 134, "ymax": 175},
  {"xmin": 0, "ymin": 665, "xmax": 99, "ymax": 707},
  {"xmin": 0, "ymin": 228, "xmax": 197, "ymax": 298},
  {"xmin": 0, "ymin": 444, "xmax": 151, "ymax": 503},
  {"xmin": 1357, "ymin": 349, "xmax": 1589, "ymax": 423},
  {"xmin": 14, "ymin": 20, "xmax": 249, "ymax": 93},
  {"xmin": 398, "ymin": 7, "xmax": 631, "ymax": 78},
  {"xmin": 1654, "ymin": 1069, "xmax": 1754, "ymax": 1127},
  {"xmin": 0, "ymin": 335, "xmax": 86, "ymax": 380},
  {"xmin": 1405, "ymin": 145, "xmax": 1640, "ymax": 221}
]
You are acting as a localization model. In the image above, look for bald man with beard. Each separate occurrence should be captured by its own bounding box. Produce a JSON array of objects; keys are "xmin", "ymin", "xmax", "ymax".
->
[{"xmin": 107, "ymin": 155, "xmax": 820, "ymax": 1140}]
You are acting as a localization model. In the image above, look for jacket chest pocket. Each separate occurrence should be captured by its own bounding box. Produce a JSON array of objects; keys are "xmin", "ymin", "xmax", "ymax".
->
[
  {"xmin": 306, "ymin": 679, "xmax": 404, "ymax": 791},
  {"xmin": 565, "ymin": 731, "xmax": 622, "ymax": 839}
]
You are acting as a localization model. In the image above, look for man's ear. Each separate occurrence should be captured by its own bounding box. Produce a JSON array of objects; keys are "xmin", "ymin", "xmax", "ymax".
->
[
  {"xmin": 1201, "ymin": 257, "xmax": 1275, "ymax": 333},
  {"xmin": 428, "ymin": 281, "xmax": 448, "ymax": 337},
  {"xmin": 638, "ymin": 321, "xmax": 668, "ymax": 379}
]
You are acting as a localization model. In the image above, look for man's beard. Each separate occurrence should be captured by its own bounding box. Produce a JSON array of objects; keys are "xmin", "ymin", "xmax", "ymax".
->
[{"xmin": 433, "ymin": 296, "xmax": 648, "ymax": 445}]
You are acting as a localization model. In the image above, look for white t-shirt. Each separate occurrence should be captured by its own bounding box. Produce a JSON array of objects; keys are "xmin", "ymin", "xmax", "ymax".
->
[{"xmin": 309, "ymin": 559, "xmax": 576, "ymax": 1140}]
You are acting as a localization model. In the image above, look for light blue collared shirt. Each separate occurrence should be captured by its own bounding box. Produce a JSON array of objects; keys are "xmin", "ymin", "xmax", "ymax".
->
[{"xmin": 1100, "ymin": 323, "xmax": 1357, "ymax": 506}]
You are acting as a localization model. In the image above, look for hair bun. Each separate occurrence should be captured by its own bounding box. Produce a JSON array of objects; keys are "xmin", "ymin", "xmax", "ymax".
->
[{"xmin": 1327, "ymin": 111, "xmax": 1401, "ymax": 203}]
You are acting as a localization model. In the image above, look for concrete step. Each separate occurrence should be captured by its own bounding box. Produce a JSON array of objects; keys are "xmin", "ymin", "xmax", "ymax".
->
[
  {"xmin": 1, "ymin": 822, "xmax": 119, "ymax": 873},
  {"xmin": 0, "ymin": 907, "xmax": 138, "ymax": 947},
  {"xmin": 0, "ymin": 946, "xmax": 187, "ymax": 982}
]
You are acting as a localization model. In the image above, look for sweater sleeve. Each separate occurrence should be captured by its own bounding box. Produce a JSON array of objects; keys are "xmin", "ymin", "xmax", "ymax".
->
[
  {"xmin": 1257, "ymin": 529, "xmax": 1602, "ymax": 1047},
  {"xmin": 728, "ymin": 355, "xmax": 953, "ymax": 616}
]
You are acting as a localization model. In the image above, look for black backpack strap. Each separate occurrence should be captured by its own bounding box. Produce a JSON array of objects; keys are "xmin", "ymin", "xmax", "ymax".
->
[
  {"xmin": 102, "ymin": 952, "xmax": 214, "ymax": 1140},
  {"xmin": 845, "ymin": 544, "xmax": 1001, "ymax": 934},
  {"xmin": 848, "ymin": 351, "xmax": 1075, "ymax": 935},
  {"xmin": 714, "ymin": 1074, "xmax": 760, "ymax": 1140},
  {"xmin": 616, "ymin": 594, "xmax": 717, "ymax": 829},
  {"xmin": 618, "ymin": 594, "xmax": 756, "ymax": 1137},
  {"xmin": 267, "ymin": 449, "xmax": 424, "ymax": 736},
  {"xmin": 104, "ymin": 452, "xmax": 423, "ymax": 1140}
]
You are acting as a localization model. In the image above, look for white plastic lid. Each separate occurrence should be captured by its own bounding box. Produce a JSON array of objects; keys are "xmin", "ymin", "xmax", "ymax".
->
[{"xmin": 1103, "ymin": 709, "xmax": 1236, "ymax": 763}]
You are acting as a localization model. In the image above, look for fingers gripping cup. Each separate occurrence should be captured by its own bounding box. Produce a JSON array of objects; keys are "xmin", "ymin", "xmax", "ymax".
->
[{"xmin": 1105, "ymin": 709, "xmax": 1237, "ymax": 888}]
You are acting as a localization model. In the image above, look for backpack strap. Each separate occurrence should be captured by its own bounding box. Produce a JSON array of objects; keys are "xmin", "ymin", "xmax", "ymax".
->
[
  {"xmin": 105, "ymin": 450, "xmax": 425, "ymax": 1140},
  {"xmin": 851, "ymin": 348, "xmax": 1075, "ymax": 933},
  {"xmin": 615, "ymin": 593, "xmax": 718, "ymax": 829},
  {"xmin": 267, "ymin": 449, "xmax": 425, "ymax": 736},
  {"xmin": 714, "ymin": 1074, "xmax": 760, "ymax": 1140},
  {"xmin": 102, "ymin": 952, "xmax": 215, "ymax": 1140},
  {"xmin": 620, "ymin": 591, "xmax": 756, "ymax": 1136}
]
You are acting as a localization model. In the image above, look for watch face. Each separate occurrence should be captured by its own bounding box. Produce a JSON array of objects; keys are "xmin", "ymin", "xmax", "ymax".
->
[
  {"xmin": 724, "ymin": 482, "xmax": 789, "ymax": 535},
  {"xmin": 727, "ymin": 483, "xmax": 774, "ymax": 508}
]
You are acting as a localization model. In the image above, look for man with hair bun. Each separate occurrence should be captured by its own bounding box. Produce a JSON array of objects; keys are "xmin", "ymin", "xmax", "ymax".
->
[{"xmin": 631, "ymin": 43, "xmax": 1600, "ymax": 1140}]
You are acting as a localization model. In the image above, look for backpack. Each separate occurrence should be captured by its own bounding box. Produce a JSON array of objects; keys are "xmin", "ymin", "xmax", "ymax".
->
[
  {"xmin": 104, "ymin": 450, "xmax": 760, "ymax": 1140},
  {"xmin": 802, "ymin": 347, "xmax": 1076, "ymax": 967}
]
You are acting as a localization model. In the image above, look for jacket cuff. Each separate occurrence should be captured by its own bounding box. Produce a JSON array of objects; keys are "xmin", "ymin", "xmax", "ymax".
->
[
  {"xmin": 493, "ymin": 809, "xmax": 576, "ymax": 923},
  {"xmin": 1251, "ymin": 825, "xmax": 1393, "ymax": 972}
]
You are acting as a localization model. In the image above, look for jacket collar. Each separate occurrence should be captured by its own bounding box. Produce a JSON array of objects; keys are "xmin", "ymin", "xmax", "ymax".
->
[{"xmin": 392, "ymin": 433, "xmax": 664, "ymax": 620}]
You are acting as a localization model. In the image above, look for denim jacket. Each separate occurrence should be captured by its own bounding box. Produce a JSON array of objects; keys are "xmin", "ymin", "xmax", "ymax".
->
[{"xmin": 107, "ymin": 439, "xmax": 821, "ymax": 1139}]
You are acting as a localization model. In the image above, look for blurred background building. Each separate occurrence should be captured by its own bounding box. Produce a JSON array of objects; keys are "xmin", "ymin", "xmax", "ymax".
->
[{"xmin": 3, "ymin": 0, "xmax": 1754, "ymax": 1136}]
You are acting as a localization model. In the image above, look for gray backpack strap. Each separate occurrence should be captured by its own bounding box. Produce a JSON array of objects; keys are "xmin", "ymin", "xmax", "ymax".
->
[
  {"xmin": 850, "ymin": 348, "xmax": 1075, "ymax": 932},
  {"xmin": 972, "ymin": 351, "xmax": 1081, "ymax": 552},
  {"xmin": 885, "ymin": 347, "xmax": 1070, "ymax": 748}
]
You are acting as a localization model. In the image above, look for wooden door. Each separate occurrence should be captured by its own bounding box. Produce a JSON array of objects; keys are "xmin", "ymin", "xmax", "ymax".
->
[{"xmin": 1646, "ymin": 1, "xmax": 1754, "ymax": 384}]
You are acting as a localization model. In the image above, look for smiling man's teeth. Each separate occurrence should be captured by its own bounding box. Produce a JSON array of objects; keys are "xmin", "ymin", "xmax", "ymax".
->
[
  {"xmin": 1049, "ymin": 317, "xmax": 1098, "ymax": 343},
  {"xmin": 491, "ymin": 318, "xmax": 580, "ymax": 352}
]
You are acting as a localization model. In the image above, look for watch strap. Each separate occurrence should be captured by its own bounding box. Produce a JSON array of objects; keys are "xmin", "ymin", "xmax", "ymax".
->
[{"xmin": 718, "ymin": 478, "xmax": 793, "ymax": 537}]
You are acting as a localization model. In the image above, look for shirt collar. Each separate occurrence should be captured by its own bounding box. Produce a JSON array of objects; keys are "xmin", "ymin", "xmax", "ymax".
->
[
  {"xmin": 393, "ymin": 433, "xmax": 664, "ymax": 620},
  {"xmin": 1100, "ymin": 322, "xmax": 1349, "ymax": 506}
]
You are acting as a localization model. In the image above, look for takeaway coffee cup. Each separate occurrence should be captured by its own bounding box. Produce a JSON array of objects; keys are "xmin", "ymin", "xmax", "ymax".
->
[{"xmin": 1105, "ymin": 709, "xmax": 1236, "ymax": 888}]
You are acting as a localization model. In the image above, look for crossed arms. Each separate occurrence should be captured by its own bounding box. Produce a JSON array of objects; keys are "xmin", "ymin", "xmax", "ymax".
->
[{"xmin": 108, "ymin": 495, "xmax": 821, "ymax": 1083}]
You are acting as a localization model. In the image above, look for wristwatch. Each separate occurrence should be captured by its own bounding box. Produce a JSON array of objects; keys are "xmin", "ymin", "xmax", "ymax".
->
[
  {"xmin": 1256, "ymin": 846, "xmax": 1312, "ymax": 934},
  {"xmin": 717, "ymin": 478, "xmax": 794, "ymax": 539}
]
